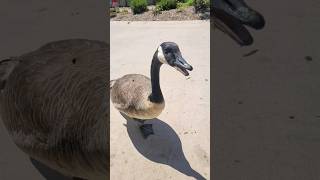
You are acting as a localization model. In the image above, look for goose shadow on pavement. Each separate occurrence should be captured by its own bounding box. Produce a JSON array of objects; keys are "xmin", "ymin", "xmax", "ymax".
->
[{"xmin": 121, "ymin": 113, "xmax": 206, "ymax": 180}]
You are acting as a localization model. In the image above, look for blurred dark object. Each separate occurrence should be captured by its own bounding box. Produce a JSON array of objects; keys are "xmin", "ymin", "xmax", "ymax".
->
[{"xmin": 213, "ymin": 0, "xmax": 265, "ymax": 46}]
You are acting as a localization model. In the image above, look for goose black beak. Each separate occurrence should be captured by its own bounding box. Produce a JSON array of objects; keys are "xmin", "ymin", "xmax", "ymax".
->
[
  {"xmin": 173, "ymin": 55, "xmax": 193, "ymax": 76},
  {"xmin": 213, "ymin": 0, "xmax": 265, "ymax": 46}
]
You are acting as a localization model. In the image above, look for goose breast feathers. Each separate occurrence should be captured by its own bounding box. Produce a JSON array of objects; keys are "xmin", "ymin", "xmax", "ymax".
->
[{"xmin": 110, "ymin": 74, "xmax": 165, "ymax": 119}]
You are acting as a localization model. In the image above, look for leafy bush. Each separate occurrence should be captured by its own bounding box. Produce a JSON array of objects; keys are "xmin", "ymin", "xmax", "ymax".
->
[
  {"xmin": 130, "ymin": 0, "xmax": 148, "ymax": 14},
  {"xmin": 152, "ymin": 6, "xmax": 162, "ymax": 16},
  {"xmin": 185, "ymin": 0, "xmax": 194, "ymax": 6},
  {"xmin": 177, "ymin": 0, "xmax": 193, "ymax": 10},
  {"xmin": 156, "ymin": 0, "xmax": 177, "ymax": 11},
  {"xmin": 193, "ymin": 0, "xmax": 209, "ymax": 12}
]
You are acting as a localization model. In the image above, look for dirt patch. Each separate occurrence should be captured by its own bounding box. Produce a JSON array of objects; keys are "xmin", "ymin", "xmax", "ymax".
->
[{"xmin": 111, "ymin": 6, "xmax": 209, "ymax": 21}]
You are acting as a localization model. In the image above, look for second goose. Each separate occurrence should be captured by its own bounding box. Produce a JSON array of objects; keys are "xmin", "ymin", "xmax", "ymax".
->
[{"xmin": 110, "ymin": 42, "xmax": 193, "ymax": 138}]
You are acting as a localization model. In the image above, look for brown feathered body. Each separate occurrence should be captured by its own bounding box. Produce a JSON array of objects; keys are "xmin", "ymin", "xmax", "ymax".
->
[
  {"xmin": 110, "ymin": 74, "xmax": 165, "ymax": 120},
  {"xmin": 0, "ymin": 39, "xmax": 109, "ymax": 179}
]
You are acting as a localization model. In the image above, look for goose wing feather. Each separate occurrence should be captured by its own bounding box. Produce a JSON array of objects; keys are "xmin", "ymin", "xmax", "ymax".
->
[
  {"xmin": 0, "ymin": 39, "xmax": 109, "ymax": 179},
  {"xmin": 110, "ymin": 74, "xmax": 153, "ymax": 112}
]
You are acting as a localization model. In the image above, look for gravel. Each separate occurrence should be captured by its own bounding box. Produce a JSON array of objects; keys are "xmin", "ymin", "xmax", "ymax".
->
[{"xmin": 111, "ymin": 6, "xmax": 209, "ymax": 21}]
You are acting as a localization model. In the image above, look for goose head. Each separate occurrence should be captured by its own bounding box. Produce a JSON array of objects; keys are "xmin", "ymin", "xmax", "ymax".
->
[
  {"xmin": 157, "ymin": 42, "xmax": 193, "ymax": 76},
  {"xmin": 213, "ymin": 0, "xmax": 265, "ymax": 46}
]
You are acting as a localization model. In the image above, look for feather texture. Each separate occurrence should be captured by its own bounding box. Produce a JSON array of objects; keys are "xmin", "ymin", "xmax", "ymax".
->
[
  {"xmin": 110, "ymin": 74, "xmax": 165, "ymax": 120},
  {"xmin": 0, "ymin": 39, "xmax": 109, "ymax": 179}
]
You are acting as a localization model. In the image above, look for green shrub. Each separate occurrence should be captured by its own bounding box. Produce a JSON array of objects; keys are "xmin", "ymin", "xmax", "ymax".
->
[
  {"xmin": 177, "ymin": 3, "xmax": 186, "ymax": 10},
  {"xmin": 152, "ymin": 6, "xmax": 162, "ymax": 16},
  {"xmin": 156, "ymin": 0, "xmax": 177, "ymax": 11},
  {"xmin": 185, "ymin": 0, "xmax": 194, "ymax": 6},
  {"xmin": 130, "ymin": 0, "xmax": 148, "ymax": 14},
  {"xmin": 177, "ymin": 0, "xmax": 193, "ymax": 10},
  {"xmin": 193, "ymin": 0, "xmax": 209, "ymax": 12}
]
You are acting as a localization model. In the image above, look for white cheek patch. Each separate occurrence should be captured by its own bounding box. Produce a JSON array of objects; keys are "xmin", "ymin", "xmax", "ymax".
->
[{"xmin": 157, "ymin": 46, "xmax": 168, "ymax": 64}]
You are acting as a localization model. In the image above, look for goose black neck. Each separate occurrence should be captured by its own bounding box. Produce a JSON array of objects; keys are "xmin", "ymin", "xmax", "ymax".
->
[{"xmin": 149, "ymin": 51, "xmax": 164, "ymax": 103}]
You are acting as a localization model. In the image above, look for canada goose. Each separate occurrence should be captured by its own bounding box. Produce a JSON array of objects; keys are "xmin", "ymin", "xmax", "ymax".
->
[
  {"xmin": 0, "ymin": 39, "xmax": 108, "ymax": 180},
  {"xmin": 213, "ymin": 0, "xmax": 265, "ymax": 46},
  {"xmin": 110, "ymin": 42, "xmax": 193, "ymax": 138}
]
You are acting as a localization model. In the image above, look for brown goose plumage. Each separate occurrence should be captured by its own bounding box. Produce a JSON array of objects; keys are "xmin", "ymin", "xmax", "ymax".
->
[
  {"xmin": 110, "ymin": 74, "xmax": 165, "ymax": 120},
  {"xmin": 0, "ymin": 39, "xmax": 109, "ymax": 180}
]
